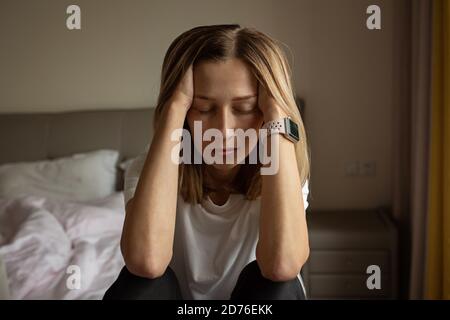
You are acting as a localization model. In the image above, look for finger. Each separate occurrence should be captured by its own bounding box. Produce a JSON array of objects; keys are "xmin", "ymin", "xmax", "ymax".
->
[
  {"xmin": 258, "ymin": 82, "xmax": 269, "ymax": 110},
  {"xmin": 257, "ymin": 82, "xmax": 264, "ymax": 108},
  {"xmin": 177, "ymin": 66, "xmax": 194, "ymax": 98}
]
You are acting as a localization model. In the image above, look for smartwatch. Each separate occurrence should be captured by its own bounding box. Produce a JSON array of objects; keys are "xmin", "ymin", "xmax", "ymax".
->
[{"xmin": 262, "ymin": 117, "xmax": 300, "ymax": 143}]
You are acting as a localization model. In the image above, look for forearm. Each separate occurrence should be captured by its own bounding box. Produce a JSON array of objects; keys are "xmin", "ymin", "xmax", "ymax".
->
[
  {"xmin": 121, "ymin": 103, "xmax": 186, "ymax": 277},
  {"xmin": 256, "ymin": 114, "xmax": 310, "ymax": 281}
]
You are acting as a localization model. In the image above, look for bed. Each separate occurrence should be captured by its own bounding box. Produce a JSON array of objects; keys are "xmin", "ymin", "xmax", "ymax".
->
[{"xmin": 0, "ymin": 107, "xmax": 155, "ymax": 299}]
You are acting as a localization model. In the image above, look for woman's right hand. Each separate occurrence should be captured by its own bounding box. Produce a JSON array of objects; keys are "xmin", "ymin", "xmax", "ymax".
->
[{"xmin": 167, "ymin": 65, "xmax": 194, "ymax": 114}]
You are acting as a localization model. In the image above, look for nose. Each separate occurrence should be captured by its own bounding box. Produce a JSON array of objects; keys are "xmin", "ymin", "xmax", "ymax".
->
[{"xmin": 216, "ymin": 106, "xmax": 236, "ymax": 143}]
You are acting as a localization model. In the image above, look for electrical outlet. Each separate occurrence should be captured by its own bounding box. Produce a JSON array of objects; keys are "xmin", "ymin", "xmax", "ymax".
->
[{"xmin": 361, "ymin": 161, "xmax": 377, "ymax": 176}]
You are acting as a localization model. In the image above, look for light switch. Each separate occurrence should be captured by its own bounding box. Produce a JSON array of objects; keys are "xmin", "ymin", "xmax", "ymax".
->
[{"xmin": 345, "ymin": 161, "xmax": 360, "ymax": 176}]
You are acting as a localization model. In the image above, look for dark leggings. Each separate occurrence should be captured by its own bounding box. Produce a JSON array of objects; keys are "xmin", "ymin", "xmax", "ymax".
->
[{"xmin": 103, "ymin": 260, "xmax": 306, "ymax": 300}]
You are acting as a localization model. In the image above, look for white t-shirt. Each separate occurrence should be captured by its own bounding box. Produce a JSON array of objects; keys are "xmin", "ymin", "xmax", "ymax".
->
[{"xmin": 123, "ymin": 144, "xmax": 310, "ymax": 300}]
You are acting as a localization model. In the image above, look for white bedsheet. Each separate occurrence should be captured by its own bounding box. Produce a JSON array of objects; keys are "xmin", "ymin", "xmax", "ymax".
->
[{"xmin": 0, "ymin": 192, "xmax": 126, "ymax": 299}]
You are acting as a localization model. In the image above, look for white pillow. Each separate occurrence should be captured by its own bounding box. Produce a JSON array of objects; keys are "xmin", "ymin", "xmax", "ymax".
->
[
  {"xmin": 122, "ymin": 144, "xmax": 150, "ymax": 207},
  {"xmin": 0, "ymin": 150, "xmax": 119, "ymax": 202},
  {"xmin": 118, "ymin": 157, "xmax": 136, "ymax": 172}
]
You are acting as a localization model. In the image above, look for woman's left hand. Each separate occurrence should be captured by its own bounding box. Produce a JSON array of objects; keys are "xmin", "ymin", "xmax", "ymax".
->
[{"xmin": 257, "ymin": 83, "xmax": 288, "ymax": 122}]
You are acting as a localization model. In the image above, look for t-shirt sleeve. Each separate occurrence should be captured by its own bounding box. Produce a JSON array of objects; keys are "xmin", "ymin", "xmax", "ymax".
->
[
  {"xmin": 302, "ymin": 179, "xmax": 310, "ymax": 211},
  {"xmin": 123, "ymin": 143, "xmax": 150, "ymax": 207}
]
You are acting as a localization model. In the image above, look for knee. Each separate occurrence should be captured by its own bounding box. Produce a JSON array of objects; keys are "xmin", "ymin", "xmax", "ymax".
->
[
  {"xmin": 240, "ymin": 260, "xmax": 300, "ymax": 283},
  {"xmin": 230, "ymin": 260, "xmax": 306, "ymax": 300},
  {"xmin": 103, "ymin": 265, "xmax": 182, "ymax": 300},
  {"xmin": 240, "ymin": 260, "xmax": 263, "ymax": 279}
]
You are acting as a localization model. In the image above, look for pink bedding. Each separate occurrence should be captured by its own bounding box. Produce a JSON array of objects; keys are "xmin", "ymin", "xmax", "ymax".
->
[{"xmin": 0, "ymin": 192, "xmax": 126, "ymax": 299}]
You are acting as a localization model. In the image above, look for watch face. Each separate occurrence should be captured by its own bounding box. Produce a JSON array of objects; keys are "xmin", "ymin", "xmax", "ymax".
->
[{"xmin": 285, "ymin": 118, "xmax": 300, "ymax": 142}]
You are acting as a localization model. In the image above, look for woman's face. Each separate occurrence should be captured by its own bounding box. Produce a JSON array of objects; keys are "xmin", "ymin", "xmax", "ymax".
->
[{"xmin": 186, "ymin": 58, "xmax": 264, "ymax": 172}]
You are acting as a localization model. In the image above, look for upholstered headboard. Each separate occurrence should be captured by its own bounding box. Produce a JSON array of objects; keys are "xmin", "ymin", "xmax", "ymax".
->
[{"xmin": 0, "ymin": 108, "xmax": 156, "ymax": 189}]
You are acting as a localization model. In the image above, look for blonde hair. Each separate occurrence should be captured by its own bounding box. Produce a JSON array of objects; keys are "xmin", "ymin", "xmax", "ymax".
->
[{"xmin": 153, "ymin": 24, "xmax": 310, "ymax": 204}]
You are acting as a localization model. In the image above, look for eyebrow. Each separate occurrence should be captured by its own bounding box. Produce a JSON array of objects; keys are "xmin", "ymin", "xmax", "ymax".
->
[{"xmin": 194, "ymin": 94, "xmax": 257, "ymax": 101}]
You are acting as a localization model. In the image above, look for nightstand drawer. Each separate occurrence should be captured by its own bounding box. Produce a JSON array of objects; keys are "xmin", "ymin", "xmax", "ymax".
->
[
  {"xmin": 309, "ymin": 274, "xmax": 390, "ymax": 299},
  {"xmin": 309, "ymin": 250, "xmax": 390, "ymax": 273}
]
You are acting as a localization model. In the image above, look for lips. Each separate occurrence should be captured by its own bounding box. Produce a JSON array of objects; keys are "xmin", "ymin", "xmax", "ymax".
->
[{"xmin": 216, "ymin": 148, "xmax": 238, "ymax": 155}]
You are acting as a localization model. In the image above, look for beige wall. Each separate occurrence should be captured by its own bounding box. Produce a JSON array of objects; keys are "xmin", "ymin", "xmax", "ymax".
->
[{"xmin": 0, "ymin": 0, "xmax": 407, "ymax": 210}]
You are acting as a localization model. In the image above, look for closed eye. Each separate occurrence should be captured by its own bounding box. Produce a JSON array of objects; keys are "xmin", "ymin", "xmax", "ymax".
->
[
  {"xmin": 233, "ymin": 104, "xmax": 258, "ymax": 114},
  {"xmin": 192, "ymin": 104, "xmax": 213, "ymax": 113}
]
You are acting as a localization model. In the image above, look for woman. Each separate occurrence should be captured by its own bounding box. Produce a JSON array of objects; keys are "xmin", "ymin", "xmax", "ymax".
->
[{"xmin": 104, "ymin": 24, "xmax": 311, "ymax": 300}]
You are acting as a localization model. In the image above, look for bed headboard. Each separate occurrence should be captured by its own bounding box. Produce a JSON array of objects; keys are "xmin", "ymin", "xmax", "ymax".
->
[
  {"xmin": 0, "ymin": 108, "xmax": 155, "ymax": 165},
  {"xmin": 0, "ymin": 108, "xmax": 156, "ymax": 189}
]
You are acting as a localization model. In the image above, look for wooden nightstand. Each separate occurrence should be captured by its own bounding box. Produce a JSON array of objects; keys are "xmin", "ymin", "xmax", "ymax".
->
[{"xmin": 302, "ymin": 208, "xmax": 398, "ymax": 299}]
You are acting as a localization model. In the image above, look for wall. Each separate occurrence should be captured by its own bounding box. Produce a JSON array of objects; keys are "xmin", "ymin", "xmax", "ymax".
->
[{"xmin": 0, "ymin": 0, "xmax": 408, "ymax": 210}]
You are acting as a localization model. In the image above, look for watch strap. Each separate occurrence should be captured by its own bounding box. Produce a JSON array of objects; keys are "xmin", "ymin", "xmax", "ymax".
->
[{"xmin": 262, "ymin": 118, "xmax": 287, "ymax": 136}]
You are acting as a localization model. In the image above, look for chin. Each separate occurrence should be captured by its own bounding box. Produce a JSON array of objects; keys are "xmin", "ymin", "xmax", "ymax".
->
[{"xmin": 210, "ymin": 162, "xmax": 240, "ymax": 171}]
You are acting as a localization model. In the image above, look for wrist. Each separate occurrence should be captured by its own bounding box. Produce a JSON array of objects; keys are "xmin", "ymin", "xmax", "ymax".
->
[
  {"xmin": 166, "ymin": 99, "xmax": 189, "ymax": 115},
  {"xmin": 167, "ymin": 91, "xmax": 192, "ymax": 113},
  {"xmin": 161, "ymin": 102, "xmax": 188, "ymax": 128},
  {"xmin": 262, "ymin": 116, "xmax": 300, "ymax": 144},
  {"xmin": 262, "ymin": 106, "xmax": 288, "ymax": 122}
]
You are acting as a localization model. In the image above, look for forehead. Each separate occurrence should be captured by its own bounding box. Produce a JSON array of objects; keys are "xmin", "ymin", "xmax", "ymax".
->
[{"xmin": 193, "ymin": 58, "xmax": 257, "ymax": 98}]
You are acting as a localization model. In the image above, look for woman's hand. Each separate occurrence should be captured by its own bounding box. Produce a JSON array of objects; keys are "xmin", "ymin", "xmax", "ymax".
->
[
  {"xmin": 167, "ymin": 65, "xmax": 194, "ymax": 114},
  {"xmin": 256, "ymin": 83, "xmax": 309, "ymax": 282},
  {"xmin": 121, "ymin": 68, "xmax": 194, "ymax": 279},
  {"xmin": 257, "ymin": 83, "xmax": 288, "ymax": 122}
]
